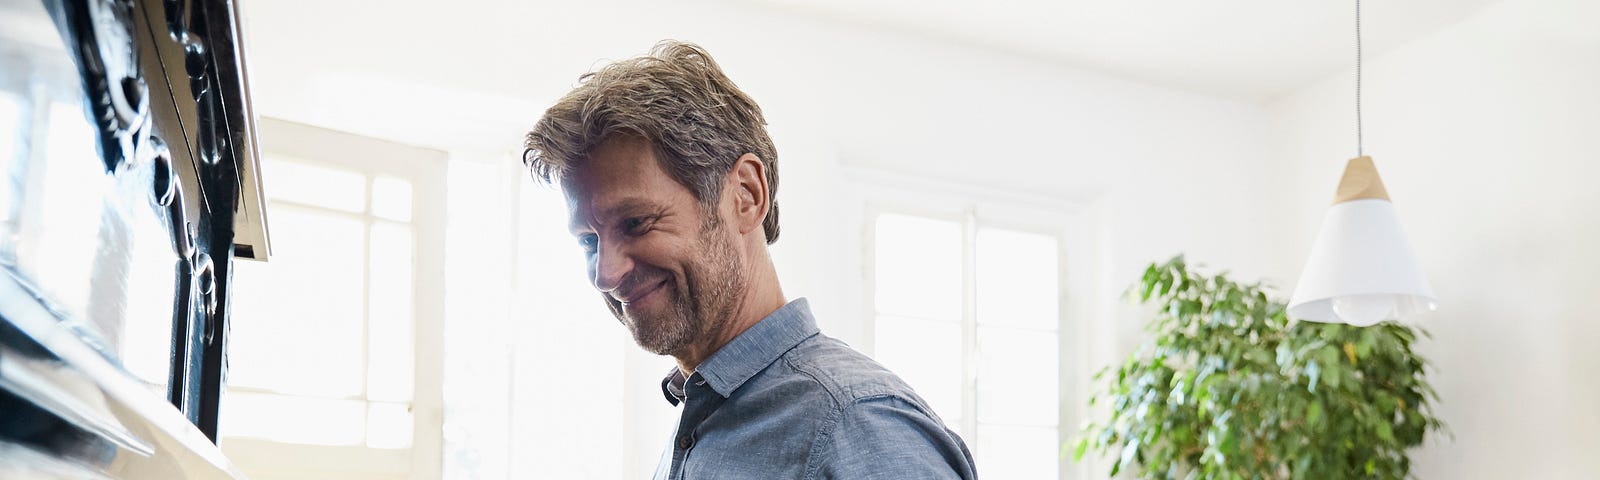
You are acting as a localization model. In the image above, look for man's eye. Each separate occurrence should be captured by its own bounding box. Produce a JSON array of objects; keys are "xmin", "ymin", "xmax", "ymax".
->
[
  {"xmin": 624, "ymin": 217, "xmax": 653, "ymax": 235},
  {"xmin": 578, "ymin": 234, "xmax": 598, "ymax": 253}
]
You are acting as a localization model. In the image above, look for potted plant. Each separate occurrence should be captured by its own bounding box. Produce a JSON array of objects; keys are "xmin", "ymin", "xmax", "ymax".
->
[{"xmin": 1074, "ymin": 256, "xmax": 1445, "ymax": 479}]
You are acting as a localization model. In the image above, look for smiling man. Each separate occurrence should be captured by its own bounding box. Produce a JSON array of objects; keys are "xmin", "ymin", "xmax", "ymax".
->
[{"xmin": 522, "ymin": 41, "xmax": 977, "ymax": 479}]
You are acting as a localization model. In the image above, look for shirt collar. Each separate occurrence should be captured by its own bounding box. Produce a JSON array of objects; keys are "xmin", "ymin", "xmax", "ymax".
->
[
  {"xmin": 661, "ymin": 368, "xmax": 689, "ymax": 406},
  {"xmin": 658, "ymin": 298, "xmax": 819, "ymax": 403}
]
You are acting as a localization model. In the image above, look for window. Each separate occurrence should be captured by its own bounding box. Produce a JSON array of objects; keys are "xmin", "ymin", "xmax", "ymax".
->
[
  {"xmin": 870, "ymin": 209, "xmax": 1066, "ymax": 480},
  {"xmin": 221, "ymin": 119, "xmax": 445, "ymax": 480}
]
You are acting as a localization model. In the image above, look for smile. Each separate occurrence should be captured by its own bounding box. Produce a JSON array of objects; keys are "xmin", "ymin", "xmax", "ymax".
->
[{"xmin": 620, "ymin": 279, "xmax": 668, "ymax": 306}]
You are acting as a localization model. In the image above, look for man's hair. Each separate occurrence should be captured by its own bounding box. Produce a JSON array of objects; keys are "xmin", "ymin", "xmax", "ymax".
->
[{"xmin": 523, "ymin": 40, "xmax": 780, "ymax": 244}]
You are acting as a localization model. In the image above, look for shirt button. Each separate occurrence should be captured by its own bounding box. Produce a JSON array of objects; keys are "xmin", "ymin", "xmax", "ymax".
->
[{"xmin": 676, "ymin": 435, "xmax": 693, "ymax": 449}]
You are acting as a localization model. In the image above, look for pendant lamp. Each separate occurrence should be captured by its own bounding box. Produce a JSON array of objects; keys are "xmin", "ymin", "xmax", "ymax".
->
[{"xmin": 1287, "ymin": 0, "xmax": 1437, "ymax": 326}]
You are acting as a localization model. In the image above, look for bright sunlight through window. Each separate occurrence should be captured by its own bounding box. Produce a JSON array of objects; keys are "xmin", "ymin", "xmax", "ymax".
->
[
  {"xmin": 216, "ymin": 121, "xmax": 447, "ymax": 480},
  {"xmin": 228, "ymin": 156, "xmax": 419, "ymax": 448},
  {"xmin": 872, "ymin": 211, "xmax": 1062, "ymax": 480}
]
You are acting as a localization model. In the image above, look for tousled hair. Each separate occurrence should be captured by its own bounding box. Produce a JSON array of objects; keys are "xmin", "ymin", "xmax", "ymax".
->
[{"xmin": 523, "ymin": 40, "xmax": 780, "ymax": 244}]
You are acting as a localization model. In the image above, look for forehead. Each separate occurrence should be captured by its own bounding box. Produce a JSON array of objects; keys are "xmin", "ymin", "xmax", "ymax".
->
[{"xmin": 562, "ymin": 137, "xmax": 697, "ymax": 227}]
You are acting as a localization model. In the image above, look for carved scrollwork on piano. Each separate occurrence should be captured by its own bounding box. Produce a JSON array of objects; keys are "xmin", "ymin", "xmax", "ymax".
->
[
  {"xmin": 56, "ymin": 0, "xmax": 150, "ymax": 172},
  {"xmin": 0, "ymin": 0, "xmax": 265, "ymax": 477}
]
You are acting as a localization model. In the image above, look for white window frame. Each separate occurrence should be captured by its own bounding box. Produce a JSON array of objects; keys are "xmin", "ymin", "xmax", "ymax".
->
[
  {"xmin": 220, "ymin": 118, "xmax": 446, "ymax": 480},
  {"xmin": 848, "ymin": 166, "xmax": 1094, "ymax": 480}
]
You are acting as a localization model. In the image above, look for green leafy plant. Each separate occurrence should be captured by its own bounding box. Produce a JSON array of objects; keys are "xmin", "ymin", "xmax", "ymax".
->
[{"xmin": 1074, "ymin": 256, "xmax": 1444, "ymax": 479}]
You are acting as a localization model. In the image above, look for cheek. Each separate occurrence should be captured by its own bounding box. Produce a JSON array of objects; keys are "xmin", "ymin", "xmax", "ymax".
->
[
  {"xmin": 633, "ymin": 236, "xmax": 697, "ymax": 275},
  {"xmin": 649, "ymin": 240, "xmax": 707, "ymax": 284}
]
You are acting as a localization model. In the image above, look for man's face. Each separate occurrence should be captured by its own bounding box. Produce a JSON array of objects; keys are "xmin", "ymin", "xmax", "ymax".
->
[{"xmin": 562, "ymin": 137, "xmax": 745, "ymax": 356}]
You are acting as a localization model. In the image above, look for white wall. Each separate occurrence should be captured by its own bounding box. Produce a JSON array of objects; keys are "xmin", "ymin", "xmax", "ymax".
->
[{"xmin": 1266, "ymin": 1, "xmax": 1600, "ymax": 477}]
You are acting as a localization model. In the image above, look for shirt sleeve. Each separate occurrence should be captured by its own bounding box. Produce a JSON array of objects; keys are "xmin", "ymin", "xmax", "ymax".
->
[{"xmin": 812, "ymin": 395, "xmax": 978, "ymax": 480}]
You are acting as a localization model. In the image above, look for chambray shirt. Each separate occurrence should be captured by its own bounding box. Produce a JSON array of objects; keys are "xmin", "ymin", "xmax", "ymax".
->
[{"xmin": 651, "ymin": 298, "xmax": 977, "ymax": 479}]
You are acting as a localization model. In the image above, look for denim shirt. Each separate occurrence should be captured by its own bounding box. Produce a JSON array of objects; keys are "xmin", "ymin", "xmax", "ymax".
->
[{"xmin": 652, "ymin": 298, "xmax": 977, "ymax": 479}]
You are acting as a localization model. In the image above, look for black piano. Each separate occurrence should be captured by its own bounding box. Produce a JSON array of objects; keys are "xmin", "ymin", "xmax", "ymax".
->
[{"xmin": 0, "ymin": 0, "xmax": 267, "ymax": 477}]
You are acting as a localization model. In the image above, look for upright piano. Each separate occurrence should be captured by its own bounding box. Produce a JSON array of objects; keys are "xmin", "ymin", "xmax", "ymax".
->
[{"xmin": 0, "ymin": 0, "xmax": 267, "ymax": 477}]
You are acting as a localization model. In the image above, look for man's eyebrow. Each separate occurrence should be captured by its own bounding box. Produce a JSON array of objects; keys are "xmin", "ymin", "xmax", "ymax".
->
[{"xmin": 568, "ymin": 198, "xmax": 660, "ymax": 234}]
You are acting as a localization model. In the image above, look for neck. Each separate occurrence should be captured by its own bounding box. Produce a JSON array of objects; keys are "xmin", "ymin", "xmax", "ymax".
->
[{"xmin": 674, "ymin": 253, "xmax": 785, "ymax": 375}]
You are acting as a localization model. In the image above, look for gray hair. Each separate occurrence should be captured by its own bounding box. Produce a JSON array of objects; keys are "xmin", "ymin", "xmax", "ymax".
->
[{"xmin": 523, "ymin": 40, "xmax": 780, "ymax": 244}]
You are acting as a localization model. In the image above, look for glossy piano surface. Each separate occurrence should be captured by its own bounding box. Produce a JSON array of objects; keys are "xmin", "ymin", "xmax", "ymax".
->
[
  {"xmin": 1, "ymin": 0, "xmax": 264, "ymax": 477},
  {"xmin": 1, "ymin": 0, "xmax": 179, "ymax": 399}
]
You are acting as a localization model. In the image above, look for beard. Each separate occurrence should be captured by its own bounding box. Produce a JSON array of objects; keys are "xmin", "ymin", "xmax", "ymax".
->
[{"xmin": 603, "ymin": 219, "xmax": 746, "ymax": 357}]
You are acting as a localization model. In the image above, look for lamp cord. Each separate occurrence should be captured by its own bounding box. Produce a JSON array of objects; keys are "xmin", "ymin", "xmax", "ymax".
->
[{"xmin": 1356, "ymin": 0, "xmax": 1364, "ymax": 157}]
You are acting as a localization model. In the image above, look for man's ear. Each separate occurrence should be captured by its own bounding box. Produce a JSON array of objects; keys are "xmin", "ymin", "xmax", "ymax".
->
[{"xmin": 726, "ymin": 153, "xmax": 769, "ymax": 237}]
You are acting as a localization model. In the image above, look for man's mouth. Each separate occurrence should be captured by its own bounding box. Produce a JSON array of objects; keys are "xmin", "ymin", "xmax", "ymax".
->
[{"xmin": 619, "ymin": 279, "xmax": 668, "ymax": 307}]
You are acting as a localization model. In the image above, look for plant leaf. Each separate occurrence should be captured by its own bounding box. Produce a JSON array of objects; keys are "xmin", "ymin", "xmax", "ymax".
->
[{"xmin": 1377, "ymin": 422, "xmax": 1395, "ymax": 443}]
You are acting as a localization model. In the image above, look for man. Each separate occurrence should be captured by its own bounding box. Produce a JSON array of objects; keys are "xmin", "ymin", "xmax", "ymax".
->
[{"xmin": 522, "ymin": 40, "xmax": 976, "ymax": 479}]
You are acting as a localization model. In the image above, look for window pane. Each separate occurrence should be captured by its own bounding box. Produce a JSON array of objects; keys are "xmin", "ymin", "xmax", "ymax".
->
[
  {"xmin": 977, "ymin": 326, "xmax": 1058, "ymax": 426},
  {"xmin": 976, "ymin": 424, "xmax": 1059, "ymax": 479},
  {"xmin": 223, "ymin": 392, "xmax": 365, "ymax": 446},
  {"xmin": 230, "ymin": 206, "xmax": 366, "ymax": 396},
  {"xmin": 873, "ymin": 316, "xmax": 962, "ymax": 423},
  {"xmin": 371, "ymin": 176, "xmax": 412, "ymax": 222},
  {"xmin": 262, "ymin": 157, "xmax": 367, "ymax": 213},
  {"xmin": 366, "ymin": 401, "xmax": 414, "ymax": 449},
  {"xmin": 874, "ymin": 214, "xmax": 962, "ymax": 321},
  {"xmin": 976, "ymin": 227, "xmax": 1059, "ymax": 330},
  {"xmin": 368, "ymin": 222, "xmax": 414, "ymax": 402}
]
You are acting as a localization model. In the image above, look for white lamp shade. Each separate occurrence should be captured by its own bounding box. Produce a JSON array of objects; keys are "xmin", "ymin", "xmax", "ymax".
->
[{"xmin": 1288, "ymin": 157, "xmax": 1437, "ymax": 325}]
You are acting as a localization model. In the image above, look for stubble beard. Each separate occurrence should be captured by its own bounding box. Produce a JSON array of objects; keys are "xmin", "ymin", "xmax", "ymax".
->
[{"xmin": 607, "ymin": 220, "xmax": 746, "ymax": 357}]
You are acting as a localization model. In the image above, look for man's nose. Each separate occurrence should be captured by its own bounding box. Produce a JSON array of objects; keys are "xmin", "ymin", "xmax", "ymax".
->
[{"xmin": 590, "ymin": 240, "xmax": 631, "ymax": 295}]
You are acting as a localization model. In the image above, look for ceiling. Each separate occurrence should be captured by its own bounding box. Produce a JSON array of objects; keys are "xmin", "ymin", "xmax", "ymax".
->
[
  {"xmin": 234, "ymin": 0, "xmax": 1503, "ymax": 150},
  {"xmin": 750, "ymin": 0, "xmax": 1500, "ymax": 100}
]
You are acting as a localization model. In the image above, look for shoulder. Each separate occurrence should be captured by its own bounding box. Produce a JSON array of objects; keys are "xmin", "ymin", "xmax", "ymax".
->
[
  {"xmin": 779, "ymin": 334, "xmax": 927, "ymax": 409},
  {"xmin": 800, "ymin": 367, "xmax": 977, "ymax": 478},
  {"xmin": 771, "ymin": 336, "xmax": 975, "ymax": 479}
]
